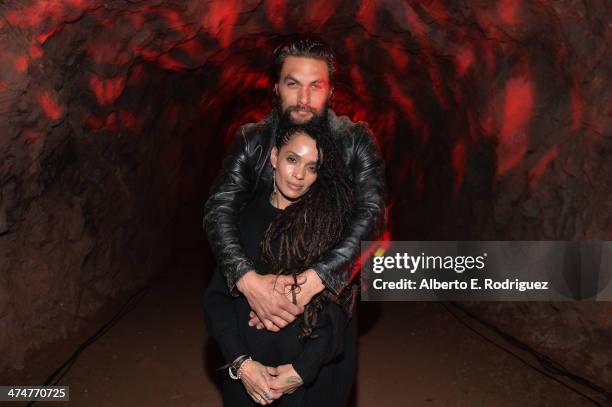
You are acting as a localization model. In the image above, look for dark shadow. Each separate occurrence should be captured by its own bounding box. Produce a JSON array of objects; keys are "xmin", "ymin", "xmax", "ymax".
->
[
  {"xmin": 356, "ymin": 300, "xmax": 383, "ymax": 336},
  {"xmin": 202, "ymin": 337, "xmax": 225, "ymax": 394}
]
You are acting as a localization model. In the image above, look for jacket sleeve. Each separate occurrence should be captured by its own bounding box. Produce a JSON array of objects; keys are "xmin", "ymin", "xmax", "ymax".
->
[
  {"xmin": 310, "ymin": 123, "xmax": 386, "ymax": 296},
  {"xmin": 203, "ymin": 268, "xmax": 250, "ymax": 364},
  {"xmin": 203, "ymin": 126, "xmax": 259, "ymax": 297},
  {"xmin": 291, "ymin": 302, "xmax": 347, "ymax": 387}
]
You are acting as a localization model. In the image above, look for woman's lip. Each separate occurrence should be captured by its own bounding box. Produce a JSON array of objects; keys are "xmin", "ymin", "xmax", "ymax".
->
[{"xmin": 287, "ymin": 182, "xmax": 303, "ymax": 190}]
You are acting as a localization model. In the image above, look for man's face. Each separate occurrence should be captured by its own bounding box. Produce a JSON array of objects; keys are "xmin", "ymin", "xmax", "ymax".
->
[{"xmin": 275, "ymin": 56, "xmax": 331, "ymax": 124}]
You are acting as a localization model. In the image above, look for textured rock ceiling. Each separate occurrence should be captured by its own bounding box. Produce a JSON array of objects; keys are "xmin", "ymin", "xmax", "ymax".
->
[
  {"xmin": 1, "ymin": 0, "xmax": 609, "ymax": 241},
  {"xmin": 0, "ymin": 0, "xmax": 611, "ymax": 238}
]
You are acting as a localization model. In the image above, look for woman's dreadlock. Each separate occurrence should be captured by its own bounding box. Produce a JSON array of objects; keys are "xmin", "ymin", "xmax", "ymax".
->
[{"xmin": 261, "ymin": 120, "xmax": 354, "ymax": 339}]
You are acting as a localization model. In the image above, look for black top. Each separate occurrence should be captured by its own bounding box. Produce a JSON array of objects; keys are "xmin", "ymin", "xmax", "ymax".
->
[{"xmin": 204, "ymin": 188, "xmax": 348, "ymax": 386}]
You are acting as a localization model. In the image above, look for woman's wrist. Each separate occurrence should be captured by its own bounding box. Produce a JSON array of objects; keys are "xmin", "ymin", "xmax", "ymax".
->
[
  {"xmin": 237, "ymin": 358, "xmax": 253, "ymax": 379},
  {"xmin": 286, "ymin": 364, "xmax": 303, "ymax": 384},
  {"xmin": 228, "ymin": 355, "xmax": 252, "ymax": 379}
]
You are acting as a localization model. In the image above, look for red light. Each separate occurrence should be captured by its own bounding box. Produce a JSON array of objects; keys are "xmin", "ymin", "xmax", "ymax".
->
[
  {"xmin": 498, "ymin": 0, "xmax": 520, "ymax": 26},
  {"xmin": 14, "ymin": 56, "xmax": 29, "ymax": 73},
  {"xmin": 497, "ymin": 75, "xmax": 533, "ymax": 175},
  {"xmin": 529, "ymin": 146, "xmax": 558, "ymax": 191},
  {"xmin": 89, "ymin": 75, "xmax": 126, "ymax": 106},
  {"xmin": 37, "ymin": 92, "xmax": 63, "ymax": 120}
]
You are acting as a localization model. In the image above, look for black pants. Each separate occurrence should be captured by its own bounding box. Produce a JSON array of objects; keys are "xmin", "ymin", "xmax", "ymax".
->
[{"xmin": 221, "ymin": 315, "xmax": 357, "ymax": 406}]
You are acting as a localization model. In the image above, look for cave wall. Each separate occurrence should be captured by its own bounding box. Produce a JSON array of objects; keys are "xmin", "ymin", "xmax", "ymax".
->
[{"xmin": 0, "ymin": 0, "xmax": 610, "ymax": 390}]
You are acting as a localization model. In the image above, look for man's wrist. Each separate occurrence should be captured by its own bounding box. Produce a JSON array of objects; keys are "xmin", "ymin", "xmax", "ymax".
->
[
  {"xmin": 310, "ymin": 264, "xmax": 341, "ymax": 296},
  {"xmin": 236, "ymin": 270, "xmax": 257, "ymax": 294},
  {"xmin": 305, "ymin": 269, "xmax": 325, "ymax": 294}
]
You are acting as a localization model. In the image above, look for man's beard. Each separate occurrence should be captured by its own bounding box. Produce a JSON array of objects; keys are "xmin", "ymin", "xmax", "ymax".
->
[{"xmin": 278, "ymin": 101, "xmax": 329, "ymax": 129}]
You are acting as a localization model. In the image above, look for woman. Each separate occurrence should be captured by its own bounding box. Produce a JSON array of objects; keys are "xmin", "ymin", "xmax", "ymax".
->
[{"xmin": 204, "ymin": 120, "xmax": 358, "ymax": 406}]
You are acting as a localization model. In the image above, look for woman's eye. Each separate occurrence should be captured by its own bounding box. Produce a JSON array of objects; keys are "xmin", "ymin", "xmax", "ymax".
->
[
  {"xmin": 287, "ymin": 156, "xmax": 296, "ymax": 163},
  {"xmin": 308, "ymin": 166, "xmax": 317, "ymax": 173}
]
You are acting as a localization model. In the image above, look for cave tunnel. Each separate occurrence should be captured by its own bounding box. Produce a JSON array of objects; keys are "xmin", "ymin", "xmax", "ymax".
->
[{"xmin": 0, "ymin": 0, "xmax": 611, "ymax": 406}]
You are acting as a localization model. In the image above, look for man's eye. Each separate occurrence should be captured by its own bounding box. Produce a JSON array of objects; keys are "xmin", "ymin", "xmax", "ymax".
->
[
  {"xmin": 287, "ymin": 82, "xmax": 297, "ymax": 88},
  {"xmin": 311, "ymin": 84, "xmax": 321, "ymax": 90}
]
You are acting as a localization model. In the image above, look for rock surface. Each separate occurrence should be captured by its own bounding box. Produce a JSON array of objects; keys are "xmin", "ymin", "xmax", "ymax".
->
[{"xmin": 0, "ymin": 0, "xmax": 610, "ymax": 392}]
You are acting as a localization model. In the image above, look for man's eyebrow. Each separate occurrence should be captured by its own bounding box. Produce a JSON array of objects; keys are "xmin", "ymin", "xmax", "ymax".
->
[
  {"xmin": 284, "ymin": 75, "xmax": 300, "ymax": 84},
  {"xmin": 284, "ymin": 76, "xmax": 325, "ymax": 85}
]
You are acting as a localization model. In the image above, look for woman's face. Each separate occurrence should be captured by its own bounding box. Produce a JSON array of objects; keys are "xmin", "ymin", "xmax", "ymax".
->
[{"xmin": 270, "ymin": 132, "xmax": 319, "ymax": 208}]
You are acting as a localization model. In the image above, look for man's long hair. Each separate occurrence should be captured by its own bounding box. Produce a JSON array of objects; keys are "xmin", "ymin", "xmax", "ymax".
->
[{"xmin": 260, "ymin": 121, "xmax": 353, "ymax": 339}]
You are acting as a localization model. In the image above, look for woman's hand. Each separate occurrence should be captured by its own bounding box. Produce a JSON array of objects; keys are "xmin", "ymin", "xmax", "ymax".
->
[
  {"xmin": 269, "ymin": 364, "xmax": 304, "ymax": 395},
  {"xmin": 239, "ymin": 360, "xmax": 281, "ymax": 404}
]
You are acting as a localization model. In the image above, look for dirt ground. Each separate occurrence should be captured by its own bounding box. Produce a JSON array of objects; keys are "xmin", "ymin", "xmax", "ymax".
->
[{"xmin": 4, "ymin": 258, "xmax": 603, "ymax": 407}]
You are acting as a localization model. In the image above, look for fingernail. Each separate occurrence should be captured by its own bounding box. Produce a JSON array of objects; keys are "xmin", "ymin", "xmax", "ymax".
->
[{"xmin": 248, "ymin": 321, "xmax": 253, "ymax": 326}]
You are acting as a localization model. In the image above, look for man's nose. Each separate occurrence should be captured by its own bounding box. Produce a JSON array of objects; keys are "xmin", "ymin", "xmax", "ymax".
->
[{"xmin": 298, "ymin": 86, "xmax": 310, "ymax": 105}]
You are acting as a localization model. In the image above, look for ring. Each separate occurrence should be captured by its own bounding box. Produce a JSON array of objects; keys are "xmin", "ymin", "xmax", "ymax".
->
[
  {"xmin": 256, "ymin": 396, "xmax": 262, "ymax": 403},
  {"xmin": 263, "ymin": 390, "xmax": 270, "ymax": 399}
]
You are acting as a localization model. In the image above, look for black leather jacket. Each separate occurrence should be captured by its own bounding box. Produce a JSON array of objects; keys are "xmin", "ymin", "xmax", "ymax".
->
[{"xmin": 203, "ymin": 108, "xmax": 386, "ymax": 298}]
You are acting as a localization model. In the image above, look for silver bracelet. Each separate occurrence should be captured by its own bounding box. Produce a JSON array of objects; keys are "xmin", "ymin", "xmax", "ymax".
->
[
  {"xmin": 236, "ymin": 357, "xmax": 253, "ymax": 380},
  {"xmin": 229, "ymin": 356, "xmax": 252, "ymax": 380}
]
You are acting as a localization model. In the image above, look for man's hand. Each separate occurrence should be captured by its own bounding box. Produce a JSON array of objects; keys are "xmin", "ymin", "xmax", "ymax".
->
[
  {"xmin": 294, "ymin": 268, "xmax": 325, "ymax": 306},
  {"xmin": 236, "ymin": 271, "xmax": 305, "ymax": 332},
  {"xmin": 269, "ymin": 364, "xmax": 303, "ymax": 395},
  {"xmin": 248, "ymin": 269, "xmax": 325, "ymax": 329}
]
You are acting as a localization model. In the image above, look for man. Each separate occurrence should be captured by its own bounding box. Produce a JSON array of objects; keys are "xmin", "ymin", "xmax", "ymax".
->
[{"xmin": 204, "ymin": 34, "xmax": 386, "ymax": 332}]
